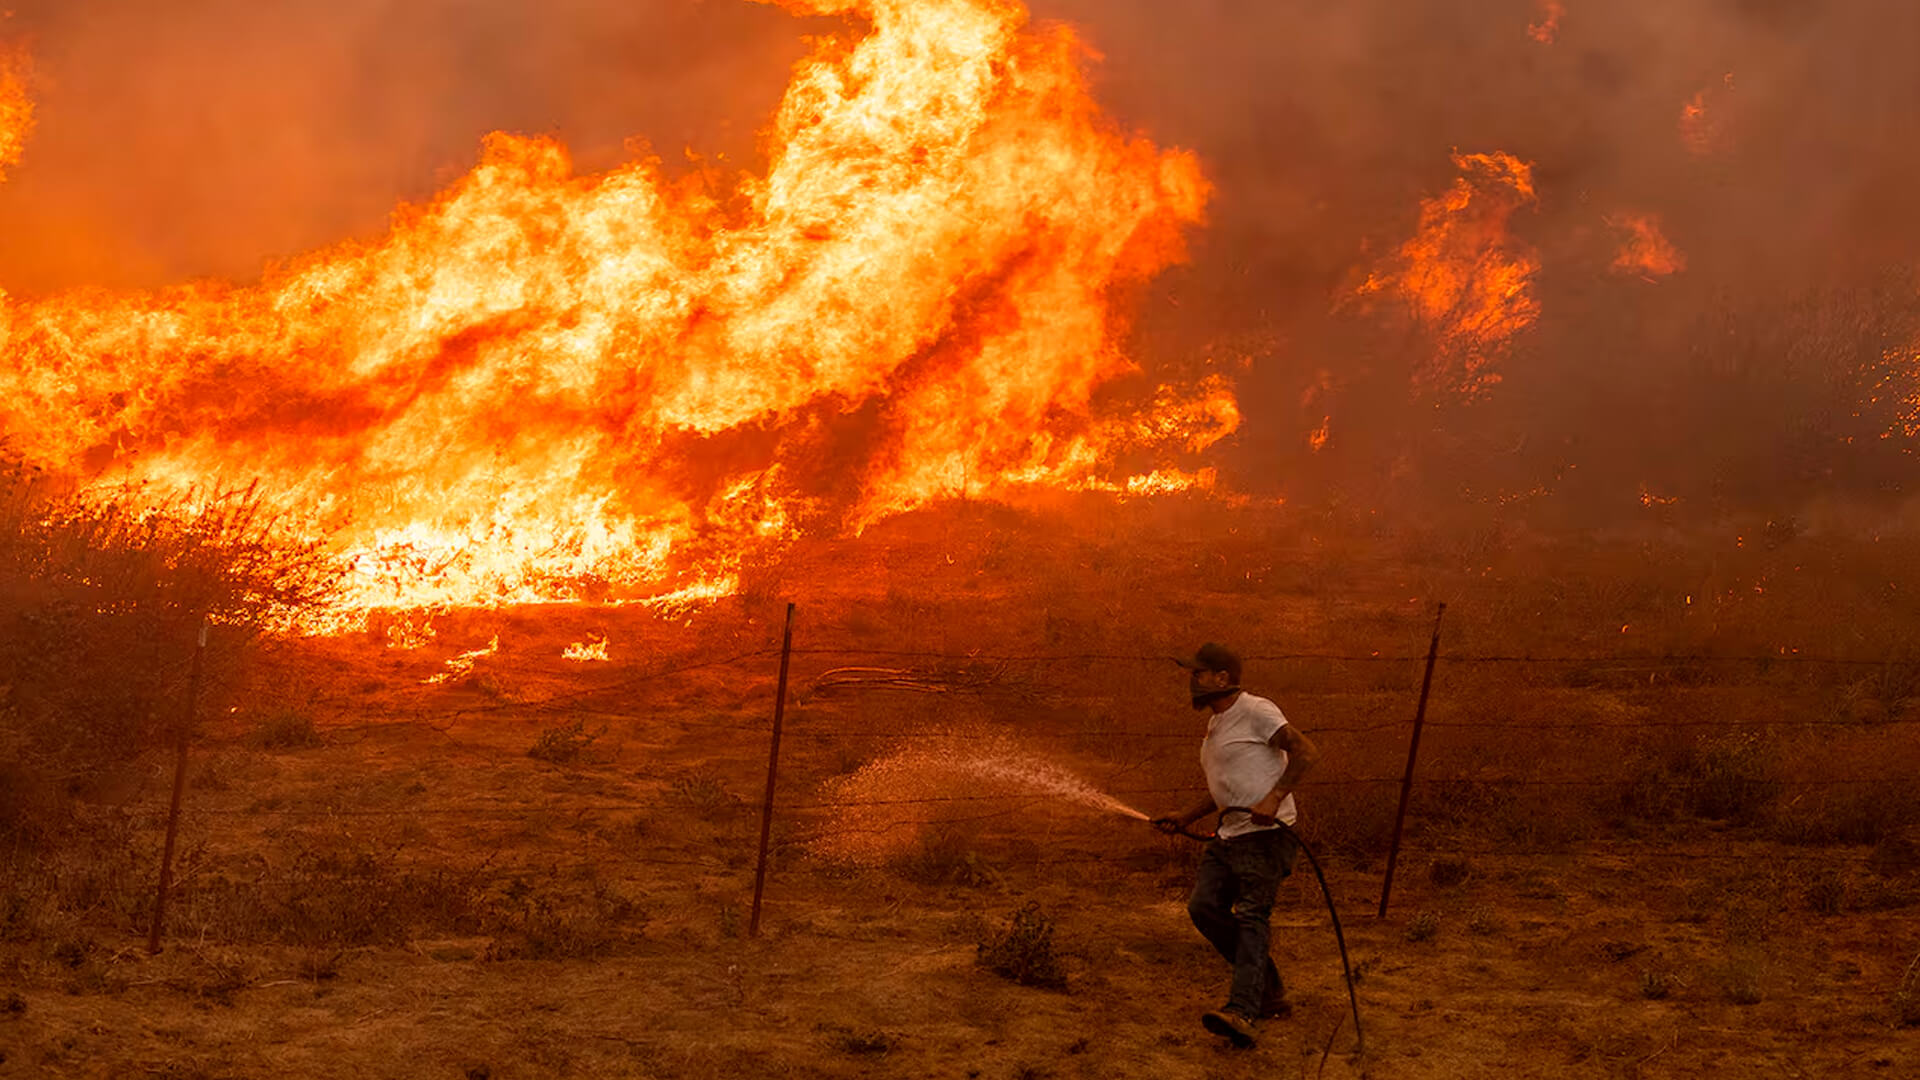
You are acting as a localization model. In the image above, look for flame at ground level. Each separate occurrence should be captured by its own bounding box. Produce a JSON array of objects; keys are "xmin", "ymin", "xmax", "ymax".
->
[{"xmin": 0, "ymin": 0, "xmax": 1229, "ymax": 634}]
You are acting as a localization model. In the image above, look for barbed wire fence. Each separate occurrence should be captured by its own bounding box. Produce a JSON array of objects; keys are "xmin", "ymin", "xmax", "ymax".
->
[{"xmin": 110, "ymin": 603, "xmax": 1920, "ymax": 951}]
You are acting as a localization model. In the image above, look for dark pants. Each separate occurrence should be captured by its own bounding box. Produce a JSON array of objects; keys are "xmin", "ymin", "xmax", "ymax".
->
[{"xmin": 1187, "ymin": 827, "xmax": 1298, "ymax": 1018}]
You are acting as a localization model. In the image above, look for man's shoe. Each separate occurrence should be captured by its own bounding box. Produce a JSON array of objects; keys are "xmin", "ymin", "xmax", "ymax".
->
[{"xmin": 1201, "ymin": 1009, "xmax": 1257, "ymax": 1048}]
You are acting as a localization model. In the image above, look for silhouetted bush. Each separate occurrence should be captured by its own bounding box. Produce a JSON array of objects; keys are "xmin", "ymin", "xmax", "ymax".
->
[
  {"xmin": 253, "ymin": 708, "xmax": 322, "ymax": 750},
  {"xmin": 527, "ymin": 718, "xmax": 598, "ymax": 765},
  {"xmin": 0, "ymin": 462, "xmax": 338, "ymax": 840},
  {"xmin": 978, "ymin": 901, "xmax": 1067, "ymax": 990}
]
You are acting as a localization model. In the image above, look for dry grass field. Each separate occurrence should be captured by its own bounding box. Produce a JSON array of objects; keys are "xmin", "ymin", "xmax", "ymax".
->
[{"xmin": 6, "ymin": 498, "xmax": 1920, "ymax": 1078}]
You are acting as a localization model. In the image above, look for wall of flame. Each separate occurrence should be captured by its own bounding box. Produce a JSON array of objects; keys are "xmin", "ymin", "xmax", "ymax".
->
[{"xmin": 0, "ymin": 0, "xmax": 1236, "ymax": 625}]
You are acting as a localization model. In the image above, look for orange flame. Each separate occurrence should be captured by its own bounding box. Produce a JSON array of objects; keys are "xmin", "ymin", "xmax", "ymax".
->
[
  {"xmin": 424, "ymin": 636, "xmax": 500, "ymax": 685},
  {"xmin": 1680, "ymin": 77, "xmax": 1733, "ymax": 156},
  {"xmin": 563, "ymin": 635, "xmax": 610, "ymax": 662},
  {"xmin": 0, "ymin": 43, "xmax": 29, "ymax": 182},
  {"xmin": 1607, "ymin": 212, "xmax": 1686, "ymax": 279},
  {"xmin": 1356, "ymin": 151, "xmax": 1540, "ymax": 398},
  {"xmin": 0, "ymin": 0, "xmax": 1218, "ymax": 627},
  {"xmin": 1527, "ymin": 1, "xmax": 1566, "ymax": 45}
]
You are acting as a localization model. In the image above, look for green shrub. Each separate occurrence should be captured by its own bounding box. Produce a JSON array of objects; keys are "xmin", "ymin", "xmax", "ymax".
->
[{"xmin": 978, "ymin": 902, "xmax": 1068, "ymax": 990}]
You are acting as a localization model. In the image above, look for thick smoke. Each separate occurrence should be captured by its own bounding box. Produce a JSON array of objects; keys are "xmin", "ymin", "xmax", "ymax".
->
[
  {"xmin": 3, "ymin": 0, "xmax": 1918, "ymax": 518},
  {"xmin": 0, "ymin": 0, "xmax": 813, "ymax": 289},
  {"xmin": 1040, "ymin": 0, "xmax": 1920, "ymax": 514}
]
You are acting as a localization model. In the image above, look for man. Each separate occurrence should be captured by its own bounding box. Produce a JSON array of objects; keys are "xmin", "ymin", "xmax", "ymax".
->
[{"xmin": 1153, "ymin": 642, "xmax": 1321, "ymax": 1049}]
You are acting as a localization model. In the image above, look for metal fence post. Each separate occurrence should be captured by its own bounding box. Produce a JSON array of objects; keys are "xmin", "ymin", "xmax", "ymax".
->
[
  {"xmin": 749, "ymin": 602, "xmax": 796, "ymax": 937},
  {"xmin": 148, "ymin": 616, "xmax": 208, "ymax": 954},
  {"xmin": 1378, "ymin": 602, "xmax": 1445, "ymax": 919}
]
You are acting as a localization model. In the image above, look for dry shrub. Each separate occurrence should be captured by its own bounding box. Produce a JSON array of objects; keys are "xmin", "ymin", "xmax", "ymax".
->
[
  {"xmin": 819, "ymin": 1024, "xmax": 898, "ymax": 1056},
  {"xmin": 1297, "ymin": 784, "xmax": 1398, "ymax": 867},
  {"xmin": 1688, "ymin": 733, "xmax": 1780, "ymax": 823},
  {"xmin": 262, "ymin": 850, "xmax": 484, "ymax": 948},
  {"xmin": 1777, "ymin": 784, "xmax": 1918, "ymax": 846},
  {"xmin": 1868, "ymin": 828, "xmax": 1920, "ymax": 878},
  {"xmin": 1618, "ymin": 752, "xmax": 1690, "ymax": 824},
  {"xmin": 894, "ymin": 826, "xmax": 999, "ymax": 888},
  {"xmin": 1801, "ymin": 868, "xmax": 1850, "ymax": 915},
  {"xmin": 1640, "ymin": 969, "xmax": 1675, "ymax": 1000},
  {"xmin": 1897, "ymin": 953, "xmax": 1920, "ymax": 1028},
  {"xmin": 1, "ymin": 816, "xmax": 154, "ymax": 942},
  {"xmin": 1403, "ymin": 910, "xmax": 1440, "ymax": 943},
  {"xmin": 252, "ymin": 708, "xmax": 321, "ymax": 751},
  {"xmin": 1617, "ymin": 731, "xmax": 1781, "ymax": 828},
  {"xmin": 0, "ymin": 761, "xmax": 66, "ymax": 848},
  {"xmin": 0, "ymin": 467, "xmax": 337, "ymax": 840},
  {"xmin": 978, "ymin": 901, "xmax": 1068, "ymax": 990},
  {"xmin": 482, "ymin": 877, "xmax": 644, "ymax": 961},
  {"xmin": 667, "ymin": 772, "xmax": 742, "ymax": 819},
  {"xmin": 527, "ymin": 718, "xmax": 599, "ymax": 765},
  {"xmin": 1718, "ymin": 950, "xmax": 1766, "ymax": 1005},
  {"xmin": 129, "ymin": 839, "xmax": 490, "ymax": 949},
  {"xmin": 1859, "ymin": 656, "xmax": 1920, "ymax": 718}
]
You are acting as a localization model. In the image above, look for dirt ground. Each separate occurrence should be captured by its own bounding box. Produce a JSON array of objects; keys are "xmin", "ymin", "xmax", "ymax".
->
[{"xmin": 6, "ymin": 504, "xmax": 1920, "ymax": 1078}]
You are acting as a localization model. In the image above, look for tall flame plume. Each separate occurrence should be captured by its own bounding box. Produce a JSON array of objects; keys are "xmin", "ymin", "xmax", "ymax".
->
[
  {"xmin": 1356, "ymin": 150, "xmax": 1541, "ymax": 398},
  {"xmin": 0, "ymin": 43, "xmax": 30, "ymax": 183},
  {"xmin": 0, "ymin": 0, "xmax": 1226, "ymax": 630}
]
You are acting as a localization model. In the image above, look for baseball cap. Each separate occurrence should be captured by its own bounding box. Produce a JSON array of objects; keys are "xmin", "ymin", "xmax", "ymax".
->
[{"xmin": 1173, "ymin": 642, "xmax": 1242, "ymax": 683}]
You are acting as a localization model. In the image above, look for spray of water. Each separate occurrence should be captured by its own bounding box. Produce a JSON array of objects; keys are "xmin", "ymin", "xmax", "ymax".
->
[{"xmin": 810, "ymin": 731, "xmax": 1148, "ymax": 863}]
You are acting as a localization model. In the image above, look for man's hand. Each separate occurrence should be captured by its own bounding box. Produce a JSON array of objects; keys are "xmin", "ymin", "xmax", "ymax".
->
[
  {"xmin": 1150, "ymin": 815, "xmax": 1183, "ymax": 835},
  {"xmin": 1248, "ymin": 791, "xmax": 1284, "ymax": 826}
]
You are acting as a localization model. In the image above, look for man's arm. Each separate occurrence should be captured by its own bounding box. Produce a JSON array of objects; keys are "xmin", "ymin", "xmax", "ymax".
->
[
  {"xmin": 1153, "ymin": 792, "xmax": 1219, "ymax": 833},
  {"xmin": 1249, "ymin": 724, "xmax": 1320, "ymax": 824}
]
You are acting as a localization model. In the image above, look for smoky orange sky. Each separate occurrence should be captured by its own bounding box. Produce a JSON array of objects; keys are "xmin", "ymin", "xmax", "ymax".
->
[{"xmin": 3, "ymin": 0, "xmax": 1918, "ymax": 514}]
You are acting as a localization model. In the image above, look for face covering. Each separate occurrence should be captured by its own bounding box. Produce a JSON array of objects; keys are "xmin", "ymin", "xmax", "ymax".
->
[{"xmin": 1190, "ymin": 680, "xmax": 1240, "ymax": 710}]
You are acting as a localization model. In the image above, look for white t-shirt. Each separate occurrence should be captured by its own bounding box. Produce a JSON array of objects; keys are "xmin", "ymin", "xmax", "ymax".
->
[{"xmin": 1200, "ymin": 692, "xmax": 1295, "ymax": 838}]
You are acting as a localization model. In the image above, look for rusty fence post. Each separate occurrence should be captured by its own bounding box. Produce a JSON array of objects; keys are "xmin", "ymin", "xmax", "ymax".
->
[
  {"xmin": 749, "ymin": 602, "xmax": 796, "ymax": 937},
  {"xmin": 1378, "ymin": 602, "xmax": 1445, "ymax": 919},
  {"xmin": 148, "ymin": 616, "xmax": 208, "ymax": 955}
]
